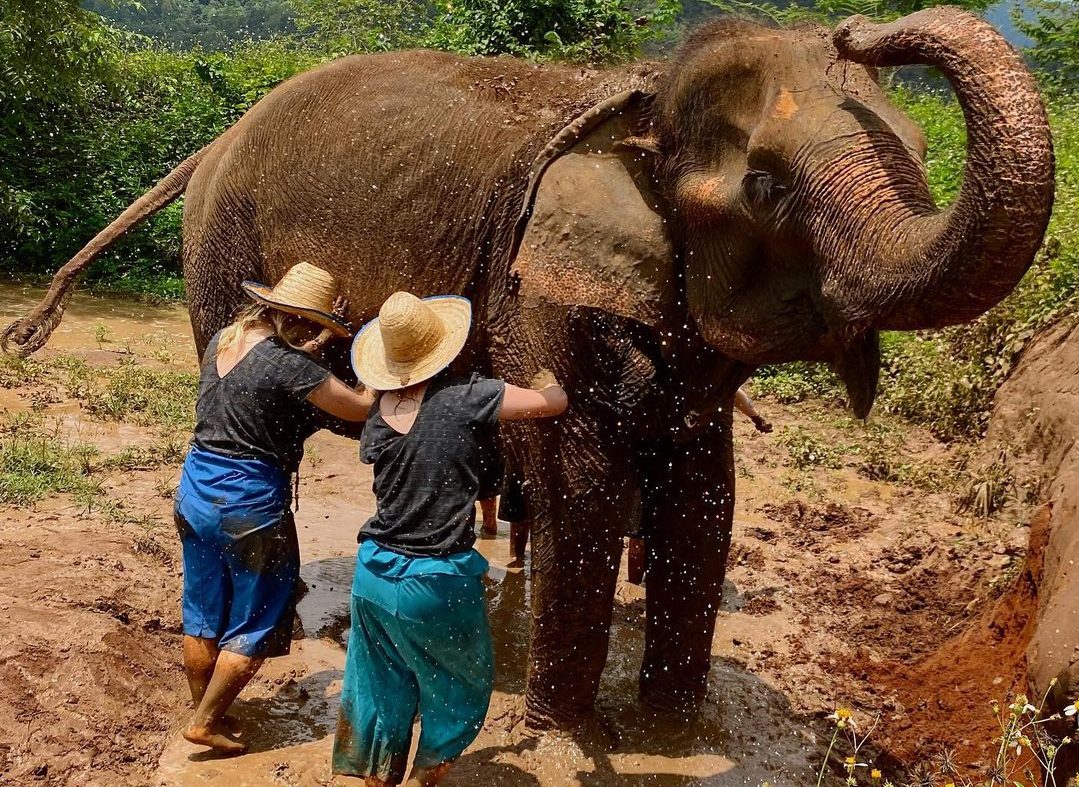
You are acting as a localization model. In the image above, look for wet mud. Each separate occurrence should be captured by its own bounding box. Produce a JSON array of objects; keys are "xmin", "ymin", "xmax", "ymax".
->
[{"xmin": 0, "ymin": 285, "xmax": 1049, "ymax": 785}]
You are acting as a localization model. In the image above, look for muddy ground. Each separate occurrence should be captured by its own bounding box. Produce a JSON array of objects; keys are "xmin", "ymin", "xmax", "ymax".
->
[{"xmin": 0, "ymin": 285, "xmax": 1048, "ymax": 786}]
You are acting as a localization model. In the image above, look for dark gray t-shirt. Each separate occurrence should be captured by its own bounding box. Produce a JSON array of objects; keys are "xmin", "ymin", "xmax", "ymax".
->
[
  {"xmin": 192, "ymin": 331, "xmax": 332, "ymax": 473},
  {"xmin": 359, "ymin": 373, "xmax": 506, "ymax": 556}
]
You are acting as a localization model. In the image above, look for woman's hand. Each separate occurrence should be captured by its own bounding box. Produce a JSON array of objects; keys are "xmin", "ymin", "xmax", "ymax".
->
[
  {"xmin": 308, "ymin": 375, "xmax": 376, "ymax": 421},
  {"xmin": 500, "ymin": 370, "xmax": 569, "ymax": 421},
  {"xmin": 301, "ymin": 297, "xmax": 351, "ymax": 355}
]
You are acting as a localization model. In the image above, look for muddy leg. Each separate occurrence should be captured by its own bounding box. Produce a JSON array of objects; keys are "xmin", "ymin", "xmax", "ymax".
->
[
  {"xmin": 183, "ymin": 635, "xmax": 219, "ymax": 705},
  {"xmin": 639, "ymin": 417, "xmax": 735, "ymax": 714},
  {"xmin": 509, "ymin": 520, "xmax": 530, "ymax": 567},
  {"xmin": 184, "ymin": 651, "xmax": 264, "ymax": 753},
  {"xmin": 525, "ymin": 428, "xmax": 636, "ymax": 728},
  {"xmin": 626, "ymin": 536, "xmax": 646, "ymax": 586}
]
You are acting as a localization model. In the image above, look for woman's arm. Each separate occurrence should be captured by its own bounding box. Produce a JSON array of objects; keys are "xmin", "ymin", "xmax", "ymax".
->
[
  {"xmin": 499, "ymin": 371, "xmax": 569, "ymax": 421},
  {"xmin": 734, "ymin": 387, "xmax": 772, "ymax": 433},
  {"xmin": 308, "ymin": 376, "xmax": 377, "ymax": 422}
]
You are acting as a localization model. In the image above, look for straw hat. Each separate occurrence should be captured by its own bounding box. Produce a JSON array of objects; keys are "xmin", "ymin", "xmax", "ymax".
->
[
  {"xmin": 242, "ymin": 262, "xmax": 351, "ymax": 337},
  {"xmin": 351, "ymin": 292, "xmax": 472, "ymax": 391}
]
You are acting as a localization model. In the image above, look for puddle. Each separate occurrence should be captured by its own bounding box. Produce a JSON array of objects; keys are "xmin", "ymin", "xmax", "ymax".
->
[{"xmin": 0, "ymin": 282, "xmax": 194, "ymax": 359}]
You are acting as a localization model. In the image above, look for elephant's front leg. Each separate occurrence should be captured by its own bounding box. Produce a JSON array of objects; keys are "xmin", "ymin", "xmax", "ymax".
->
[
  {"xmin": 523, "ymin": 411, "xmax": 638, "ymax": 728},
  {"xmin": 639, "ymin": 410, "xmax": 735, "ymax": 714}
]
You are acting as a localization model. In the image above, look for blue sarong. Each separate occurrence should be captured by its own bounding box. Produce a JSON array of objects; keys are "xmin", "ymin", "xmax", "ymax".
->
[
  {"xmin": 332, "ymin": 540, "xmax": 493, "ymax": 781},
  {"xmin": 174, "ymin": 445, "xmax": 299, "ymax": 658}
]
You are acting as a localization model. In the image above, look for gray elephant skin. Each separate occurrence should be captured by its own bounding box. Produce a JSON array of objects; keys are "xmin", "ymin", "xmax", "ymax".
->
[{"xmin": 5, "ymin": 7, "xmax": 1055, "ymax": 730}]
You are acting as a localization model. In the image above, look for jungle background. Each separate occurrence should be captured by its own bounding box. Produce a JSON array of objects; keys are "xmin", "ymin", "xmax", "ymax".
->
[
  {"xmin": 1, "ymin": 0, "xmax": 1076, "ymax": 442},
  {"xmin": 1, "ymin": 1, "xmax": 1078, "ymax": 785}
]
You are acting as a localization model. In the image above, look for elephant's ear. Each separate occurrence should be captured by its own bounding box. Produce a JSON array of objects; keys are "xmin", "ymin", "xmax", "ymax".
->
[{"xmin": 508, "ymin": 91, "xmax": 674, "ymax": 330}]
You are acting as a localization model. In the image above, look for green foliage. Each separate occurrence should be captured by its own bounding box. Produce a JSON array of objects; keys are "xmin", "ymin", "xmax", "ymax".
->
[
  {"xmin": 85, "ymin": 0, "xmax": 296, "ymax": 50},
  {"xmin": 779, "ymin": 426, "xmax": 843, "ymax": 469},
  {"xmin": 426, "ymin": 0, "xmax": 680, "ymax": 61},
  {"xmin": 699, "ymin": 0, "xmax": 992, "ymax": 26},
  {"xmin": 749, "ymin": 362, "xmax": 842, "ymax": 404},
  {"xmin": 291, "ymin": 0, "xmax": 433, "ymax": 56},
  {"xmin": 1015, "ymin": 0, "xmax": 1079, "ymax": 85}
]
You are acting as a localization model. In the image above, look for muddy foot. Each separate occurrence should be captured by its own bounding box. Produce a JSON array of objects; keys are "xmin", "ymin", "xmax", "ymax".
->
[{"xmin": 182, "ymin": 724, "xmax": 247, "ymax": 755}]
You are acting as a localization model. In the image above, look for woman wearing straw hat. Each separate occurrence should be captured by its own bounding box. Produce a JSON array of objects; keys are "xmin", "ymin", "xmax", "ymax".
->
[
  {"xmin": 333, "ymin": 291, "xmax": 568, "ymax": 786},
  {"xmin": 176, "ymin": 262, "xmax": 375, "ymax": 754}
]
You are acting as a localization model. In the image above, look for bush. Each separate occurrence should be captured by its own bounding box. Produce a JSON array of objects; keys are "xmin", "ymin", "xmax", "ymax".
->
[{"xmin": 779, "ymin": 426, "xmax": 843, "ymax": 469}]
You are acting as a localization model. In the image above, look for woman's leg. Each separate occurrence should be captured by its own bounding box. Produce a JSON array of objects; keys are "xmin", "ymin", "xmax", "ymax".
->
[
  {"xmin": 333, "ymin": 593, "xmax": 420, "ymax": 784},
  {"xmin": 402, "ymin": 574, "xmax": 494, "ymax": 783},
  {"xmin": 184, "ymin": 653, "xmax": 264, "ymax": 753},
  {"xmin": 183, "ymin": 516, "xmax": 300, "ymax": 753},
  {"xmin": 183, "ymin": 635, "xmax": 220, "ymax": 705}
]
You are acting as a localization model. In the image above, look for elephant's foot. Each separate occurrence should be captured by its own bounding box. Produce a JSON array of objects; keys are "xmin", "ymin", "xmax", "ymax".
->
[
  {"xmin": 638, "ymin": 666, "xmax": 706, "ymax": 719},
  {"xmin": 523, "ymin": 692, "xmax": 595, "ymax": 731}
]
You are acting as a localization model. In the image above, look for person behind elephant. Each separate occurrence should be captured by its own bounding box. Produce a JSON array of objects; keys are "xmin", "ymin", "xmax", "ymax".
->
[
  {"xmin": 333, "ymin": 291, "xmax": 568, "ymax": 787},
  {"xmin": 176, "ymin": 262, "xmax": 375, "ymax": 754}
]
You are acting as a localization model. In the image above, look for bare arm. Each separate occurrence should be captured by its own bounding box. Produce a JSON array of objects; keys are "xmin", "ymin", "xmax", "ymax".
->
[
  {"xmin": 735, "ymin": 387, "xmax": 772, "ymax": 433},
  {"xmin": 499, "ymin": 370, "xmax": 569, "ymax": 421},
  {"xmin": 734, "ymin": 387, "xmax": 759, "ymax": 419},
  {"xmin": 307, "ymin": 376, "xmax": 377, "ymax": 422}
]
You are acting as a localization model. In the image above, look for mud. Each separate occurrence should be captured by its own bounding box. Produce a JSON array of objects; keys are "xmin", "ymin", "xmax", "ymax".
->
[{"xmin": 0, "ymin": 285, "xmax": 1057, "ymax": 785}]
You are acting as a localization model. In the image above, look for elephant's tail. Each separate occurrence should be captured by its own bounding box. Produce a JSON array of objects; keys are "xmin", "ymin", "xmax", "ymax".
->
[{"xmin": 1, "ymin": 144, "xmax": 211, "ymax": 356}]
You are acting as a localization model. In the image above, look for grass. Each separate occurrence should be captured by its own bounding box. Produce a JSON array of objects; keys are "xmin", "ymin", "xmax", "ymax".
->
[
  {"xmin": 0, "ymin": 414, "xmax": 102, "ymax": 506},
  {"xmin": 60, "ymin": 357, "xmax": 197, "ymax": 429}
]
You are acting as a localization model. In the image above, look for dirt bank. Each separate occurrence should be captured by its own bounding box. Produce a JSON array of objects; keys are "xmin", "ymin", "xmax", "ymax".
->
[{"xmin": 0, "ymin": 286, "xmax": 1054, "ymax": 785}]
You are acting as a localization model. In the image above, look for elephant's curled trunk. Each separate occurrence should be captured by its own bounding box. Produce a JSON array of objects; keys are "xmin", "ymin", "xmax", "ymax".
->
[{"xmin": 834, "ymin": 7, "xmax": 1055, "ymax": 331}]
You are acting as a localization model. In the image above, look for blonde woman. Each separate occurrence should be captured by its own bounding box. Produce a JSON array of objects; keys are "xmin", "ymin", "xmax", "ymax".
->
[
  {"xmin": 333, "ymin": 291, "xmax": 567, "ymax": 787},
  {"xmin": 176, "ymin": 263, "xmax": 374, "ymax": 754}
]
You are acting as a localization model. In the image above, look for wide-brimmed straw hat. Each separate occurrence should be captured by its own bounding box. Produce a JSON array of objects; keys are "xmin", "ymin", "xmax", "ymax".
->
[
  {"xmin": 242, "ymin": 262, "xmax": 351, "ymax": 337},
  {"xmin": 351, "ymin": 292, "xmax": 471, "ymax": 391}
]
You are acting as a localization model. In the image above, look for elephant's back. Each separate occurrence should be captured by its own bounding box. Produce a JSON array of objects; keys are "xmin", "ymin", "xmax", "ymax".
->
[{"xmin": 184, "ymin": 50, "xmax": 658, "ymax": 325}]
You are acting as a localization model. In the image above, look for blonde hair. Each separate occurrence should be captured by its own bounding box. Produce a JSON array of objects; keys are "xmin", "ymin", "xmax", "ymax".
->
[{"xmin": 217, "ymin": 304, "xmax": 320, "ymax": 355}]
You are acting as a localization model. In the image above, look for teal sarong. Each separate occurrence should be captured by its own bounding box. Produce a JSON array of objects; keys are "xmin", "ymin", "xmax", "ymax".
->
[{"xmin": 332, "ymin": 539, "xmax": 493, "ymax": 782}]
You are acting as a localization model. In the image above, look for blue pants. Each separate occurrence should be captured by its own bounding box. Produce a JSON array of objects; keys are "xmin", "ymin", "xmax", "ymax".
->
[
  {"xmin": 332, "ymin": 542, "xmax": 493, "ymax": 781},
  {"xmin": 175, "ymin": 510, "xmax": 300, "ymax": 658}
]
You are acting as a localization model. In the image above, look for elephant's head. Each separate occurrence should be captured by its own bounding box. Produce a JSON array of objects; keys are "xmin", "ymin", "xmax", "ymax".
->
[{"xmin": 511, "ymin": 7, "xmax": 1054, "ymax": 418}]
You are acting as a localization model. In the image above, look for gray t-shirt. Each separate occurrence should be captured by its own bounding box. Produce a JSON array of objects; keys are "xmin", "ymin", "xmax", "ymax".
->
[
  {"xmin": 192, "ymin": 331, "xmax": 332, "ymax": 473},
  {"xmin": 359, "ymin": 373, "xmax": 506, "ymax": 556}
]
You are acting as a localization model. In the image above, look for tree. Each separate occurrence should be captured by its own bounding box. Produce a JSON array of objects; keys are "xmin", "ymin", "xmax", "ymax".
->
[
  {"xmin": 1015, "ymin": 0, "xmax": 1079, "ymax": 84},
  {"xmin": 289, "ymin": 0, "xmax": 434, "ymax": 56},
  {"xmin": 425, "ymin": 0, "xmax": 680, "ymax": 61}
]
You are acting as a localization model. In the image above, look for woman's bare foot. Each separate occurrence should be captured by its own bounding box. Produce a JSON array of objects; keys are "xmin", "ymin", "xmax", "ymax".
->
[
  {"xmin": 182, "ymin": 723, "xmax": 247, "ymax": 754},
  {"xmin": 406, "ymin": 762, "xmax": 452, "ymax": 786}
]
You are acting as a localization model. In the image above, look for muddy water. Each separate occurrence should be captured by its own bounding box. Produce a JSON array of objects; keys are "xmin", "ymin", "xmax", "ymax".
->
[{"xmin": 0, "ymin": 282, "xmax": 194, "ymax": 360}]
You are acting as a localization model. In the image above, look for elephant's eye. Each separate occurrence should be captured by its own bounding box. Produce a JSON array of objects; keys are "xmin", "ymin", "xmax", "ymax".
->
[{"xmin": 743, "ymin": 170, "xmax": 787, "ymax": 206}]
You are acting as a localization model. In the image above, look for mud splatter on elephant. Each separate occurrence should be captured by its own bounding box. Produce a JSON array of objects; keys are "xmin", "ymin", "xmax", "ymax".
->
[{"xmin": 6, "ymin": 8, "xmax": 1054, "ymax": 730}]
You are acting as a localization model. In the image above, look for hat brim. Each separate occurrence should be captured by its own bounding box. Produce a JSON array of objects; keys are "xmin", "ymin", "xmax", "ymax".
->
[
  {"xmin": 242, "ymin": 282, "xmax": 352, "ymax": 338},
  {"xmin": 350, "ymin": 296, "xmax": 472, "ymax": 391}
]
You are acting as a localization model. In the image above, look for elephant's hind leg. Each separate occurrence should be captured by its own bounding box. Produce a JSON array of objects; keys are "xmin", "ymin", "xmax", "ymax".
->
[{"xmin": 182, "ymin": 188, "xmax": 263, "ymax": 358}]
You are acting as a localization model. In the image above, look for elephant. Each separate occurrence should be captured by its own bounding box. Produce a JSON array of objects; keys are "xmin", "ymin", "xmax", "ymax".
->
[{"xmin": 5, "ymin": 7, "xmax": 1054, "ymax": 730}]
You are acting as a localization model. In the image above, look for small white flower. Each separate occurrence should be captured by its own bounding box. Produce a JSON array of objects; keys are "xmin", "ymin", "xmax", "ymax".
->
[{"xmin": 1064, "ymin": 704, "xmax": 1077, "ymax": 717}]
